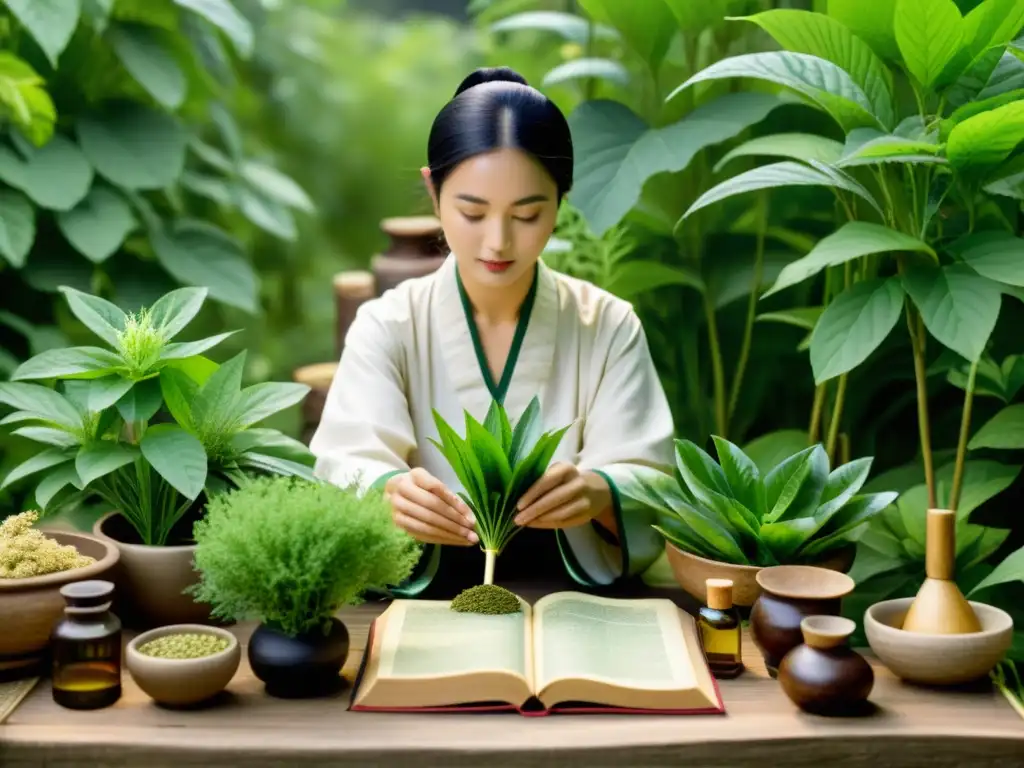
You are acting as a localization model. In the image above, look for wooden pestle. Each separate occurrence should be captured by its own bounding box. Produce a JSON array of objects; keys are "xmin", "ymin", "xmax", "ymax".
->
[{"xmin": 901, "ymin": 508, "xmax": 981, "ymax": 634}]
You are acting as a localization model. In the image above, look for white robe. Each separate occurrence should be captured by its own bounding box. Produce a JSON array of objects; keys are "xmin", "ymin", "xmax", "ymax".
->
[{"xmin": 310, "ymin": 253, "xmax": 674, "ymax": 596}]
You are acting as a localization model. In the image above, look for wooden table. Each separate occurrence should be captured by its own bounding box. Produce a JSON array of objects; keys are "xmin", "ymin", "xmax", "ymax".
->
[{"xmin": 1, "ymin": 583, "xmax": 1021, "ymax": 767}]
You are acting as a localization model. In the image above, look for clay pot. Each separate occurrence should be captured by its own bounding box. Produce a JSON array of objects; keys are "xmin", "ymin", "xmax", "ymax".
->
[
  {"xmin": 663, "ymin": 541, "xmax": 856, "ymax": 608},
  {"xmin": 126, "ymin": 624, "xmax": 241, "ymax": 707},
  {"xmin": 248, "ymin": 617, "xmax": 350, "ymax": 699},
  {"xmin": 92, "ymin": 512, "xmax": 215, "ymax": 630},
  {"xmin": 779, "ymin": 616, "xmax": 874, "ymax": 716},
  {"xmin": 0, "ymin": 531, "xmax": 119, "ymax": 681},
  {"xmin": 370, "ymin": 216, "xmax": 447, "ymax": 296},
  {"xmin": 749, "ymin": 564, "xmax": 855, "ymax": 677}
]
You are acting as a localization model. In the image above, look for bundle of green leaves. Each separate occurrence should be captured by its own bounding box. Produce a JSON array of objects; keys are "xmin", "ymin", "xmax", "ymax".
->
[
  {"xmin": 619, "ymin": 438, "xmax": 898, "ymax": 567},
  {"xmin": 187, "ymin": 475, "xmax": 422, "ymax": 637},
  {"xmin": 430, "ymin": 396, "xmax": 571, "ymax": 585}
]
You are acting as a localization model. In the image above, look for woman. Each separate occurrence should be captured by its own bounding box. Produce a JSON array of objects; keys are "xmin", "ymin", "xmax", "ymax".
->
[{"xmin": 310, "ymin": 67, "xmax": 674, "ymax": 598}]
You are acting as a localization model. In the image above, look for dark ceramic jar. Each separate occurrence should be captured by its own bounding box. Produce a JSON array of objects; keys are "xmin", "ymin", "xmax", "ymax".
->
[
  {"xmin": 248, "ymin": 617, "xmax": 349, "ymax": 699},
  {"xmin": 779, "ymin": 615, "xmax": 874, "ymax": 715},
  {"xmin": 749, "ymin": 565, "xmax": 855, "ymax": 678}
]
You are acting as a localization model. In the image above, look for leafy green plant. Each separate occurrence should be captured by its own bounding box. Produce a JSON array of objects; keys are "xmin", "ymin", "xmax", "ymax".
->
[
  {"xmin": 187, "ymin": 475, "xmax": 422, "ymax": 637},
  {"xmin": 619, "ymin": 437, "xmax": 898, "ymax": 566},
  {"xmin": 429, "ymin": 396, "xmax": 571, "ymax": 585},
  {"xmin": 0, "ymin": 285, "xmax": 314, "ymax": 545}
]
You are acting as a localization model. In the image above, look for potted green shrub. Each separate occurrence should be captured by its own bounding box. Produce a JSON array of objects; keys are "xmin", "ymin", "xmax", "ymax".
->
[
  {"xmin": 619, "ymin": 437, "xmax": 898, "ymax": 607},
  {"xmin": 0, "ymin": 286, "xmax": 315, "ymax": 627},
  {"xmin": 187, "ymin": 475, "xmax": 421, "ymax": 699}
]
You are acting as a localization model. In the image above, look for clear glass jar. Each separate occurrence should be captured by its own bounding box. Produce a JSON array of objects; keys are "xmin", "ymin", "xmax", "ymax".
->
[{"xmin": 50, "ymin": 580, "xmax": 122, "ymax": 709}]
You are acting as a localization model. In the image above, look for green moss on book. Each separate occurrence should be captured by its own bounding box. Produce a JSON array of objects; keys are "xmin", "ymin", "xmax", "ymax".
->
[{"xmin": 450, "ymin": 585, "xmax": 522, "ymax": 615}]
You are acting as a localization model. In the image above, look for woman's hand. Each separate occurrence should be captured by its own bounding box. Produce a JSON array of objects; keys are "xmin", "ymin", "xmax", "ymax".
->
[
  {"xmin": 384, "ymin": 468, "xmax": 478, "ymax": 546},
  {"xmin": 513, "ymin": 462, "xmax": 615, "ymax": 533}
]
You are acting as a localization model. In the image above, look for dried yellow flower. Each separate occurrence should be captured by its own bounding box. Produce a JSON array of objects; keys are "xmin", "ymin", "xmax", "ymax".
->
[{"xmin": 0, "ymin": 511, "xmax": 95, "ymax": 579}]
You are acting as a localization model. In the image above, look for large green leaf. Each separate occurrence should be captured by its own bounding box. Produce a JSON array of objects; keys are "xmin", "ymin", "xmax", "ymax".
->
[
  {"xmin": 542, "ymin": 58, "xmax": 629, "ymax": 88},
  {"xmin": 810, "ymin": 277, "xmax": 906, "ymax": 383},
  {"xmin": 953, "ymin": 230, "xmax": 1024, "ymax": 286},
  {"xmin": 509, "ymin": 397, "xmax": 543, "ymax": 467},
  {"xmin": 56, "ymin": 186, "xmax": 136, "ymax": 263},
  {"xmin": 663, "ymin": 0, "xmax": 744, "ymax": 31},
  {"xmin": 801, "ymin": 491, "xmax": 899, "ymax": 557},
  {"xmin": 894, "ymin": 0, "xmax": 964, "ymax": 88},
  {"xmin": 35, "ymin": 461, "xmax": 81, "ymax": 510},
  {"xmin": 488, "ymin": 11, "xmax": 619, "ymax": 44},
  {"xmin": 742, "ymin": 429, "xmax": 812, "ymax": 476},
  {"xmin": 173, "ymin": 0, "xmax": 253, "ymax": 57},
  {"xmin": 241, "ymin": 161, "xmax": 315, "ymax": 214},
  {"xmin": 465, "ymin": 413, "xmax": 513, "ymax": 492},
  {"xmin": 3, "ymin": 0, "xmax": 80, "ymax": 67},
  {"xmin": 827, "ymin": 0, "xmax": 901, "ymax": 61},
  {"xmin": 85, "ymin": 376, "xmax": 133, "ymax": 412},
  {"xmin": 146, "ymin": 286, "xmax": 207, "ymax": 340},
  {"xmin": 191, "ymin": 351, "xmax": 244, "ymax": 433},
  {"xmin": 151, "ymin": 221, "xmax": 258, "ymax": 313},
  {"xmin": 158, "ymin": 368, "xmax": 196, "ymax": 429},
  {"xmin": 604, "ymin": 260, "xmax": 705, "ymax": 299},
  {"xmin": 968, "ymin": 545, "xmax": 1024, "ymax": 595},
  {"xmin": 0, "ymin": 53, "xmax": 56, "ymax": 146},
  {"xmin": 232, "ymin": 382, "xmax": 309, "ymax": 430},
  {"xmin": 969, "ymin": 404, "xmax": 1024, "ymax": 450},
  {"xmin": 77, "ymin": 103, "xmax": 187, "ymax": 190},
  {"xmin": 764, "ymin": 444, "xmax": 825, "ymax": 522},
  {"xmin": 764, "ymin": 222, "xmax": 933, "ymax": 298},
  {"xmin": 12, "ymin": 347, "xmax": 122, "ymax": 381},
  {"xmin": 947, "ymin": 100, "xmax": 1024, "ymax": 170},
  {"xmin": 762, "ymin": 518, "xmax": 820, "ymax": 559},
  {"xmin": 668, "ymin": 52, "xmax": 882, "ymax": 132},
  {"xmin": 737, "ymin": 9, "xmax": 896, "ymax": 129},
  {"xmin": 115, "ymin": 377, "xmax": 163, "ymax": 423},
  {"xmin": 568, "ymin": 92, "xmax": 784, "ymax": 236},
  {"xmin": 711, "ymin": 436, "xmax": 767, "ymax": 521},
  {"xmin": 835, "ymin": 134, "xmax": 945, "ymax": 167},
  {"xmin": 714, "ymin": 133, "xmax": 845, "ymax": 172},
  {"xmin": 75, "ymin": 441, "xmax": 138, "ymax": 485},
  {"xmin": 0, "ymin": 447, "xmax": 70, "ymax": 490},
  {"xmin": 139, "ymin": 423, "xmax": 207, "ymax": 499},
  {"xmin": 109, "ymin": 22, "xmax": 187, "ymax": 110},
  {"xmin": 578, "ymin": 0, "xmax": 675, "ymax": 73},
  {"xmin": 229, "ymin": 428, "xmax": 313, "ymax": 465},
  {"xmin": 160, "ymin": 331, "xmax": 236, "ymax": 361},
  {"xmin": 0, "ymin": 381, "xmax": 83, "ymax": 430},
  {"xmin": 6, "ymin": 134, "xmax": 93, "ymax": 212},
  {"xmin": 902, "ymin": 263, "xmax": 1001, "ymax": 362},
  {"xmin": 236, "ymin": 452, "xmax": 315, "ymax": 481},
  {"xmin": 0, "ymin": 189, "xmax": 34, "ymax": 267},
  {"xmin": 681, "ymin": 161, "xmax": 882, "ymax": 221},
  {"xmin": 816, "ymin": 457, "xmax": 874, "ymax": 521},
  {"xmin": 58, "ymin": 286, "xmax": 127, "ymax": 348},
  {"xmin": 755, "ymin": 307, "xmax": 824, "ymax": 331}
]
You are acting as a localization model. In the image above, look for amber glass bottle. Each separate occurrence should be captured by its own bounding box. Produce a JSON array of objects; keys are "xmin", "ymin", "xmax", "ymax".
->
[
  {"xmin": 698, "ymin": 578, "xmax": 744, "ymax": 679},
  {"xmin": 50, "ymin": 580, "xmax": 122, "ymax": 709}
]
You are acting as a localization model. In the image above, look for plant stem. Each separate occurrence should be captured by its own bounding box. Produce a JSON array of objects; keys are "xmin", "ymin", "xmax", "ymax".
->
[
  {"xmin": 704, "ymin": 293, "xmax": 728, "ymax": 438},
  {"xmin": 906, "ymin": 304, "xmax": 937, "ymax": 508},
  {"xmin": 949, "ymin": 358, "xmax": 979, "ymax": 512},
  {"xmin": 808, "ymin": 384, "xmax": 827, "ymax": 444},
  {"xmin": 728, "ymin": 195, "xmax": 767, "ymax": 425},
  {"xmin": 825, "ymin": 374, "xmax": 848, "ymax": 463},
  {"xmin": 484, "ymin": 549, "xmax": 496, "ymax": 586}
]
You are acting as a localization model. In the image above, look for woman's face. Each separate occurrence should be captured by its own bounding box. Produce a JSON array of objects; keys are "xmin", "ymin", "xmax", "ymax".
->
[{"xmin": 430, "ymin": 147, "xmax": 559, "ymax": 289}]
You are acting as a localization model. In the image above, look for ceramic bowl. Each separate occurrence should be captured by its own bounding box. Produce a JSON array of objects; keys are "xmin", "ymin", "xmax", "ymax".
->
[
  {"xmin": 864, "ymin": 598, "xmax": 1013, "ymax": 686},
  {"xmin": 126, "ymin": 624, "xmax": 240, "ymax": 706}
]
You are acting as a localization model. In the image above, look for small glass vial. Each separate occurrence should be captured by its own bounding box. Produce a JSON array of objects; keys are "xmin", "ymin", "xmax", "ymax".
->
[
  {"xmin": 50, "ymin": 580, "xmax": 122, "ymax": 709},
  {"xmin": 699, "ymin": 578, "xmax": 744, "ymax": 679}
]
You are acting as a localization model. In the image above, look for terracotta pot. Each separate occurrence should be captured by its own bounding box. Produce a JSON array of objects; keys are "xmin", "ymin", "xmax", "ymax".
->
[
  {"xmin": 92, "ymin": 512, "xmax": 214, "ymax": 630},
  {"xmin": 248, "ymin": 617, "xmax": 349, "ymax": 699},
  {"xmin": 779, "ymin": 616, "xmax": 874, "ymax": 716},
  {"xmin": 749, "ymin": 564, "xmax": 855, "ymax": 678},
  {"xmin": 370, "ymin": 215, "xmax": 447, "ymax": 296},
  {"xmin": 126, "ymin": 624, "xmax": 241, "ymax": 707},
  {"xmin": 663, "ymin": 541, "xmax": 855, "ymax": 608},
  {"xmin": 0, "ymin": 531, "xmax": 119, "ymax": 681}
]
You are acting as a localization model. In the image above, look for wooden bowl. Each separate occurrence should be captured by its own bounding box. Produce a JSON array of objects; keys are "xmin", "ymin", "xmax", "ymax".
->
[
  {"xmin": 864, "ymin": 598, "xmax": 1013, "ymax": 685},
  {"xmin": 663, "ymin": 541, "xmax": 855, "ymax": 607},
  {"xmin": 126, "ymin": 624, "xmax": 240, "ymax": 707},
  {"xmin": 0, "ymin": 531, "xmax": 120, "ymax": 681}
]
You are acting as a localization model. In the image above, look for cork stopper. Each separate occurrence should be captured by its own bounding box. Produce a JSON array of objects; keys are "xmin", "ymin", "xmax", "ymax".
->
[
  {"xmin": 925, "ymin": 508, "xmax": 956, "ymax": 580},
  {"xmin": 332, "ymin": 270, "xmax": 375, "ymax": 298},
  {"xmin": 706, "ymin": 578, "xmax": 733, "ymax": 610}
]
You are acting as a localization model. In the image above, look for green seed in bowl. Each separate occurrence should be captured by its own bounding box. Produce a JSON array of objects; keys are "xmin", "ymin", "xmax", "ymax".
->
[{"xmin": 138, "ymin": 632, "xmax": 230, "ymax": 659}]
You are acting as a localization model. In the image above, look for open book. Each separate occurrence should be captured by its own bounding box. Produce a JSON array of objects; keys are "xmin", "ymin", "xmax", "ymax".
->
[{"xmin": 349, "ymin": 591, "xmax": 724, "ymax": 716}]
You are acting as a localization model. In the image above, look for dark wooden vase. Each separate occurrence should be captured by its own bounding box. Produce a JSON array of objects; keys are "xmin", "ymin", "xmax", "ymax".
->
[
  {"xmin": 248, "ymin": 617, "xmax": 350, "ymax": 699},
  {"xmin": 370, "ymin": 215, "xmax": 447, "ymax": 296},
  {"xmin": 748, "ymin": 565, "xmax": 855, "ymax": 678},
  {"xmin": 779, "ymin": 616, "xmax": 874, "ymax": 716}
]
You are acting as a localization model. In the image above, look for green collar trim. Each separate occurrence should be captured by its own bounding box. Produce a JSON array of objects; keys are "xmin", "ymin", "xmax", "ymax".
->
[{"xmin": 455, "ymin": 263, "xmax": 539, "ymax": 406}]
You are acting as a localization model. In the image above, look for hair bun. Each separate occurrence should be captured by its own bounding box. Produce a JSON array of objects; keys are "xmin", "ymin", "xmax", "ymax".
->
[{"xmin": 454, "ymin": 66, "xmax": 529, "ymax": 97}]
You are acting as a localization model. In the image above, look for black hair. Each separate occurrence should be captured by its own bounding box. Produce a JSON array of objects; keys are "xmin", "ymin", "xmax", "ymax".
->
[{"xmin": 426, "ymin": 66, "xmax": 574, "ymax": 200}]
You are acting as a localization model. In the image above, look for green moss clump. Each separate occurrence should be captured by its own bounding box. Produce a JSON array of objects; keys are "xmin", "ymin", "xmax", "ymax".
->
[{"xmin": 450, "ymin": 584, "xmax": 522, "ymax": 615}]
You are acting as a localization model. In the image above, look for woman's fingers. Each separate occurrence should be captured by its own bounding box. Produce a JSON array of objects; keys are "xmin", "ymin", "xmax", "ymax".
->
[
  {"xmin": 515, "ymin": 472, "xmax": 584, "ymax": 526},
  {"xmin": 409, "ymin": 468, "xmax": 475, "ymax": 525},
  {"xmin": 392, "ymin": 495, "xmax": 478, "ymax": 545},
  {"xmin": 393, "ymin": 511, "xmax": 473, "ymax": 546},
  {"xmin": 403, "ymin": 481, "xmax": 475, "ymax": 533},
  {"xmin": 516, "ymin": 462, "xmax": 574, "ymax": 513},
  {"xmin": 521, "ymin": 498, "xmax": 591, "ymax": 529}
]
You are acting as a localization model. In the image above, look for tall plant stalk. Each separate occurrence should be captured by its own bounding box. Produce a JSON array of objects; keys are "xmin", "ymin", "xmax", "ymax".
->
[
  {"xmin": 729, "ymin": 195, "xmax": 767, "ymax": 425},
  {"xmin": 949, "ymin": 359, "xmax": 979, "ymax": 512},
  {"xmin": 808, "ymin": 383, "xmax": 826, "ymax": 444},
  {"xmin": 825, "ymin": 373, "xmax": 847, "ymax": 462},
  {"xmin": 906, "ymin": 304, "xmax": 937, "ymax": 508}
]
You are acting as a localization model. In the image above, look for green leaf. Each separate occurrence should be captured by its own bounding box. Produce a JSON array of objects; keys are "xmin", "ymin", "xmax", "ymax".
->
[
  {"xmin": 816, "ymin": 457, "xmax": 874, "ymax": 521},
  {"xmin": 742, "ymin": 429, "xmax": 812, "ymax": 476},
  {"xmin": 711, "ymin": 435, "xmax": 767, "ymax": 521},
  {"xmin": 160, "ymin": 331, "xmax": 236, "ymax": 361},
  {"xmin": 761, "ymin": 519, "xmax": 820, "ymax": 560},
  {"xmin": 714, "ymin": 133, "xmax": 845, "ymax": 172},
  {"xmin": 605, "ymin": 260, "xmax": 705, "ymax": 299},
  {"xmin": 755, "ymin": 307, "xmax": 824, "ymax": 330},
  {"xmin": 835, "ymin": 135, "xmax": 945, "ymax": 167},
  {"xmin": 35, "ymin": 461, "xmax": 81, "ymax": 510},
  {"xmin": 12, "ymin": 426, "xmax": 79, "ymax": 447},
  {"xmin": 567, "ymin": 92, "xmax": 785, "ymax": 236},
  {"xmin": 668, "ymin": 52, "xmax": 882, "ymax": 132},
  {"xmin": 827, "ymin": 0, "xmax": 900, "ymax": 61},
  {"xmin": 9, "ymin": 134, "xmax": 93, "ymax": 212},
  {"xmin": 151, "ymin": 221, "xmax": 259, "ymax": 313},
  {"xmin": 0, "ymin": 52, "xmax": 55, "ymax": 146},
  {"xmin": 953, "ymin": 230, "xmax": 1024, "ymax": 287},
  {"xmin": 57, "ymin": 286, "xmax": 127, "ymax": 348},
  {"xmin": 902, "ymin": 263, "xmax": 1002, "ymax": 362},
  {"xmin": 509, "ymin": 396, "xmax": 543, "ymax": 467},
  {"xmin": 894, "ymin": 0, "xmax": 964, "ymax": 88},
  {"xmin": 764, "ymin": 222, "xmax": 933, "ymax": 298},
  {"xmin": 191, "ymin": 351, "xmax": 244, "ymax": 433},
  {"xmin": 140, "ymin": 423, "xmax": 207, "ymax": 499},
  {"xmin": 240, "ymin": 161, "xmax": 315, "ymax": 214},
  {"xmin": 0, "ymin": 188, "xmax": 35, "ymax": 267},
  {"xmin": 465, "ymin": 412, "xmax": 513, "ymax": 491},
  {"xmin": 674, "ymin": 439, "xmax": 732, "ymax": 498},
  {"xmin": 109, "ymin": 22, "xmax": 186, "ymax": 110},
  {"xmin": 942, "ymin": 459, "xmax": 1020, "ymax": 519},
  {"xmin": 967, "ymin": 545, "xmax": 1024, "ymax": 595},
  {"xmin": 947, "ymin": 100, "xmax": 1024, "ymax": 170},
  {"xmin": 801, "ymin": 491, "xmax": 899, "ymax": 557},
  {"xmin": 237, "ymin": 185, "xmax": 297, "ymax": 242},
  {"xmin": 229, "ymin": 428, "xmax": 313, "ymax": 465},
  {"xmin": 11, "ymin": 346, "xmax": 122, "ymax": 381},
  {"xmin": 430, "ymin": 411, "xmax": 487, "ymax": 508},
  {"xmin": 681, "ymin": 161, "xmax": 882, "ymax": 222},
  {"xmin": 77, "ymin": 103, "xmax": 187, "ymax": 190},
  {"xmin": 810, "ymin": 278, "xmax": 906, "ymax": 383},
  {"xmin": 146, "ymin": 286, "xmax": 208, "ymax": 340},
  {"xmin": 86, "ymin": 376, "xmax": 133, "ymax": 411},
  {"xmin": 232, "ymin": 382, "xmax": 309, "ymax": 430},
  {"xmin": 56, "ymin": 186, "xmax": 136, "ymax": 263},
  {"xmin": 115, "ymin": 376, "xmax": 163, "ymax": 423},
  {"xmin": 3, "ymin": 0, "xmax": 81, "ymax": 67},
  {"xmin": 969, "ymin": 404, "xmax": 1024, "ymax": 450},
  {"xmin": 488, "ymin": 11, "xmax": 619, "ymax": 44},
  {"xmin": 736, "ymin": 9, "xmax": 896, "ymax": 129},
  {"xmin": 75, "ymin": 440, "xmax": 138, "ymax": 485},
  {"xmin": 766, "ymin": 444, "xmax": 829, "ymax": 523},
  {"xmin": 0, "ymin": 381, "xmax": 83, "ymax": 430},
  {"xmin": 577, "ymin": 0, "xmax": 675, "ymax": 73},
  {"xmin": 542, "ymin": 58, "xmax": 630, "ymax": 88},
  {"xmin": 236, "ymin": 452, "xmax": 315, "ymax": 481},
  {"xmin": 158, "ymin": 367, "xmax": 196, "ymax": 429},
  {"xmin": 0, "ymin": 447, "xmax": 71, "ymax": 489},
  {"xmin": 173, "ymin": 0, "xmax": 253, "ymax": 57}
]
